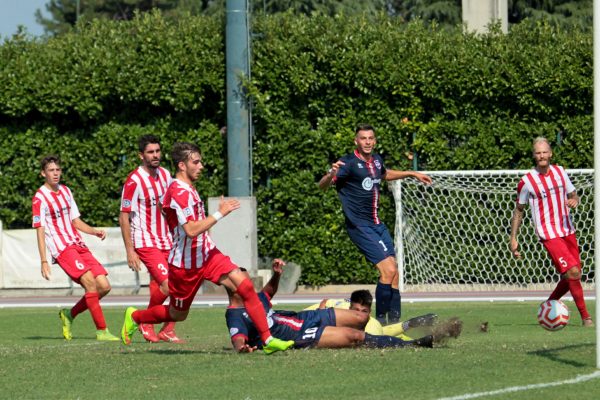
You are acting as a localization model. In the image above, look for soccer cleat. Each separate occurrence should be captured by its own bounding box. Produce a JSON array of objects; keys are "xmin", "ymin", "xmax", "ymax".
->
[
  {"xmin": 96, "ymin": 329, "xmax": 120, "ymax": 341},
  {"xmin": 398, "ymin": 333, "xmax": 414, "ymax": 341},
  {"xmin": 583, "ymin": 318, "xmax": 595, "ymax": 328},
  {"xmin": 406, "ymin": 313, "xmax": 438, "ymax": 329},
  {"xmin": 121, "ymin": 307, "xmax": 138, "ymax": 345},
  {"xmin": 263, "ymin": 338, "xmax": 294, "ymax": 355},
  {"xmin": 158, "ymin": 330, "xmax": 186, "ymax": 344},
  {"xmin": 138, "ymin": 323, "xmax": 160, "ymax": 343},
  {"xmin": 58, "ymin": 308, "xmax": 73, "ymax": 341},
  {"xmin": 413, "ymin": 335, "xmax": 434, "ymax": 348}
]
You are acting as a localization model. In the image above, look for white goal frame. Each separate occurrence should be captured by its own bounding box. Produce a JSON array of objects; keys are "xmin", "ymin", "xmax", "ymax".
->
[{"xmin": 390, "ymin": 170, "xmax": 596, "ymax": 294}]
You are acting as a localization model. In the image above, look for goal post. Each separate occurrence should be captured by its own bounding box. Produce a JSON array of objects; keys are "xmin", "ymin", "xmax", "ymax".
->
[{"xmin": 390, "ymin": 169, "xmax": 595, "ymax": 293}]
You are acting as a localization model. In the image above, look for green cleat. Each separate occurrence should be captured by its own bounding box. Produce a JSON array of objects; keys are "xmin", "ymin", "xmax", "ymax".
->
[
  {"xmin": 58, "ymin": 308, "xmax": 73, "ymax": 341},
  {"xmin": 121, "ymin": 307, "xmax": 138, "ymax": 345},
  {"xmin": 263, "ymin": 338, "xmax": 294, "ymax": 355},
  {"xmin": 96, "ymin": 329, "xmax": 120, "ymax": 341}
]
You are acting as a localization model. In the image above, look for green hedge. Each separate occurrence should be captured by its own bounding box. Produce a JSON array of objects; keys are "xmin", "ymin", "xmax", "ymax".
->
[{"xmin": 0, "ymin": 12, "xmax": 593, "ymax": 285}]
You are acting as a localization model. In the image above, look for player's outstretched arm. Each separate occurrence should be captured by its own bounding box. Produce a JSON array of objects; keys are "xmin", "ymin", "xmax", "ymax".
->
[
  {"xmin": 72, "ymin": 218, "xmax": 106, "ymax": 240},
  {"xmin": 182, "ymin": 196, "xmax": 240, "ymax": 238},
  {"xmin": 384, "ymin": 170, "xmax": 432, "ymax": 185}
]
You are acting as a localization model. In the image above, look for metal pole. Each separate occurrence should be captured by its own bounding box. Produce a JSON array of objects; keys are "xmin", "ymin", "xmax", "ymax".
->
[
  {"xmin": 226, "ymin": 0, "xmax": 252, "ymax": 196},
  {"xmin": 593, "ymin": 0, "xmax": 600, "ymax": 370}
]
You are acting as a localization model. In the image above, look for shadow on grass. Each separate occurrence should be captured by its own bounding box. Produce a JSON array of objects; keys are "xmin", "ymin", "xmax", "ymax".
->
[
  {"xmin": 121, "ymin": 348, "xmax": 226, "ymax": 356},
  {"xmin": 24, "ymin": 336, "xmax": 72, "ymax": 340},
  {"xmin": 527, "ymin": 342, "xmax": 594, "ymax": 368}
]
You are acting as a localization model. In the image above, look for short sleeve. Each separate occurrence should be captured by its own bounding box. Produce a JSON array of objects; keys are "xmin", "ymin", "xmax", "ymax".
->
[
  {"xmin": 32, "ymin": 196, "xmax": 45, "ymax": 228},
  {"xmin": 169, "ymin": 187, "xmax": 196, "ymax": 225},
  {"xmin": 120, "ymin": 178, "xmax": 138, "ymax": 212}
]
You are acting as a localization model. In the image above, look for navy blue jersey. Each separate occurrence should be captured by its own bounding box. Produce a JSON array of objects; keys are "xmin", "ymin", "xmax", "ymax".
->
[
  {"xmin": 225, "ymin": 292, "xmax": 336, "ymax": 349},
  {"xmin": 334, "ymin": 150, "xmax": 387, "ymax": 226}
]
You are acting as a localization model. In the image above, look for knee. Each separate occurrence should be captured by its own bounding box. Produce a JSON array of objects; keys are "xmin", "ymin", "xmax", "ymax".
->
[
  {"xmin": 379, "ymin": 266, "xmax": 397, "ymax": 282},
  {"xmin": 170, "ymin": 308, "xmax": 188, "ymax": 322},
  {"xmin": 348, "ymin": 329, "xmax": 366, "ymax": 345},
  {"xmin": 160, "ymin": 281, "xmax": 170, "ymax": 296},
  {"xmin": 98, "ymin": 285, "xmax": 111, "ymax": 297},
  {"xmin": 356, "ymin": 312, "xmax": 369, "ymax": 328},
  {"xmin": 565, "ymin": 267, "xmax": 581, "ymax": 280}
]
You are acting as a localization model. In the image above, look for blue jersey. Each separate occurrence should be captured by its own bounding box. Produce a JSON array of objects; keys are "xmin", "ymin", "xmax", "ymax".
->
[
  {"xmin": 226, "ymin": 292, "xmax": 336, "ymax": 349},
  {"xmin": 334, "ymin": 150, "xmax": 387, "ymax": 226}
]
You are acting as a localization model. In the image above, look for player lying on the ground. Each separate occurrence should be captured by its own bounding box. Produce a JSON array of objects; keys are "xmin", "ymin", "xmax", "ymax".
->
[
  {"xmin": 225, "ymin": 260, "xmax": 462, "ymax": 352},
  {"xmin": 304, "ymin": 290, "xmax": 438, "ymax": 340}
]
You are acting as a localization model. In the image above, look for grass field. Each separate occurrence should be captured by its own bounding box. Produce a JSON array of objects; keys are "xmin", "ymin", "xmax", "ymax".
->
[{"xmin": 0, "ymin": 301, "xmax": 597, "ymax": 400}]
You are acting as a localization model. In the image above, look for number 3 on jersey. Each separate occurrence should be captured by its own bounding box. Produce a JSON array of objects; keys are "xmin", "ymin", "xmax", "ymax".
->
[{"xmin": 158, "ymin": 263, "xmax": 168, "ymax": 276}]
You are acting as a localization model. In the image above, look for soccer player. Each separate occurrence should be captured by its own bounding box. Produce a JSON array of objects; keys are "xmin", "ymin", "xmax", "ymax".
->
[
  {"xmin": 319, "ymin": 124, "xmax": 432, "ymax": 325},
  {"xmin": 121, "ymin": 142, "xmax": 294, "ymax": 354},
  {"xmin": 32, "ymin": 155, "xmax": 119, "ymax": 341},
  {"xmin": 226, "ymin": 265, "xmax": 461, "ymax": 352},
  {"xmin": 119, "ymin": 134, "xmax": 182, "ymax": 343},
  {"xmin": 510, "ymin": 137, "xmax": 594, "ymax": 327},
  {"xmin": 304, "ymin": 290, "xmax": 438, "ymax": 339}
]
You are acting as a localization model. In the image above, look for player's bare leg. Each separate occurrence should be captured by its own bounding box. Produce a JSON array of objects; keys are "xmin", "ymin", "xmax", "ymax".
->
[{"xmin": 332, "ymin": 309, "xmax": 369, "ymax": 330}]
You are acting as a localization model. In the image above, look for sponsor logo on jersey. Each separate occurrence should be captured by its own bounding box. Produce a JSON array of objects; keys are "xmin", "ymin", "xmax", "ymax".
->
[
  {"xmin": 122, "ymin": 199, "xmax": 131, "ymax": 208},
  {"xmin": 362, "ymin": 178, "xmax": 381, "ymax": 191}
]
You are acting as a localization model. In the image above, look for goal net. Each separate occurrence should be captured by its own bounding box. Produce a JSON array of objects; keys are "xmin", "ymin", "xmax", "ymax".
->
[{"xmin": 390, "ymin": 170, "xmax": 595, "ymax": 293}]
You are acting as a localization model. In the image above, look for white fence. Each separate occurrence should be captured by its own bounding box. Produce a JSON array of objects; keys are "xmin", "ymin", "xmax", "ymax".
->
[{"xmin": 0, "ymin": 224, "xmax": 146, "ymax": 292}]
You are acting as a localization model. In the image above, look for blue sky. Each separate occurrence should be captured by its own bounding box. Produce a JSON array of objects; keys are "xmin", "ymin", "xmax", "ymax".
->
[{"xmin": 0, "ymin": 0, "xmax": 48, "ymax": 39}]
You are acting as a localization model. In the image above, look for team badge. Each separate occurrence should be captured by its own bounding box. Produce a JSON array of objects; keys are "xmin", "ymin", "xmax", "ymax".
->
[
  {"xmin": 362, "ymin": 177, "xmax": 373, "ymax": 191},
  {"xmin": 374, "ymin": 159, "xmax": 381, "ymax": 169},
  {"xmin": 122, "ymin": 199, "xmax": 131, "ymax": 208}
]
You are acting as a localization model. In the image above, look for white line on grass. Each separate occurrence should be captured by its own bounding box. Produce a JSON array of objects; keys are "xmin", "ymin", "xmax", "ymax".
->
[{"xmin": 437, "ymin": 371, "xmax": 600, "ymax": 400}]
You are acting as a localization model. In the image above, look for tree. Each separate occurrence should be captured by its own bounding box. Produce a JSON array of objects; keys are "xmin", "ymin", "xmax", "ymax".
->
[
  {"xmin": 509, "ymin": 0, "xmax": 592, "ymax": 29},
  {"xmin": 36, "ymin": 0, "xmax": 210, "ymax": 35}
]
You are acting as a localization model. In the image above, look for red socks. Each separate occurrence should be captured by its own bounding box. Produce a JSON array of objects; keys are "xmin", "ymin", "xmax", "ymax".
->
[
  {"xmin": 568, "ymin": 278, "xmax": 591, "ymax": 320},
  {"xmin": 148, "ymin": 279, "xmax": 168, "ymax": 308},
  {"xmin": 85, "ymin": 292, "xmax": 107, "ymax": 330},
  {"xmin": 132, "ymin": 305, "xmax": 174, "ymax": 324},
  {"xmin": 236, "ymin": 278, "xmax": 272, "ymax": 344},
  {"xmin": 70, "ymin": 296, "xmax": 88, "ymax": 319},
  {"xmin": 548, "ymin": 279, "xmax": 570, "ymax": 301}
]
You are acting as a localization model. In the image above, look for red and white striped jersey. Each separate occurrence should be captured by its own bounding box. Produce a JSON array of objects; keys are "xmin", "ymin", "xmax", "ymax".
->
[
  {"xmin": 32, "ymin": 184, "xmax": 84, "ymax": 259},
  {"xmin": 516, "ymin": 165, "xmax": 576, "ymax": 241},
  {"xmin": 162, "ymin": 179, "xmax": 215, "ymax": 269},
  {"xmin": 120, "ymin": 166, "xmax": 173, "ymax": 250}
]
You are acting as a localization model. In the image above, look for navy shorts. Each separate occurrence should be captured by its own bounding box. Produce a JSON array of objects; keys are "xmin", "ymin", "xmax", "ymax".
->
[
  {"xmin": 346, "ymin": 223, "xmax": 395, "ymax": 265},
  {"xmin": 271, "ymin": 308, "xmax": 337, "ymax": 349}
]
